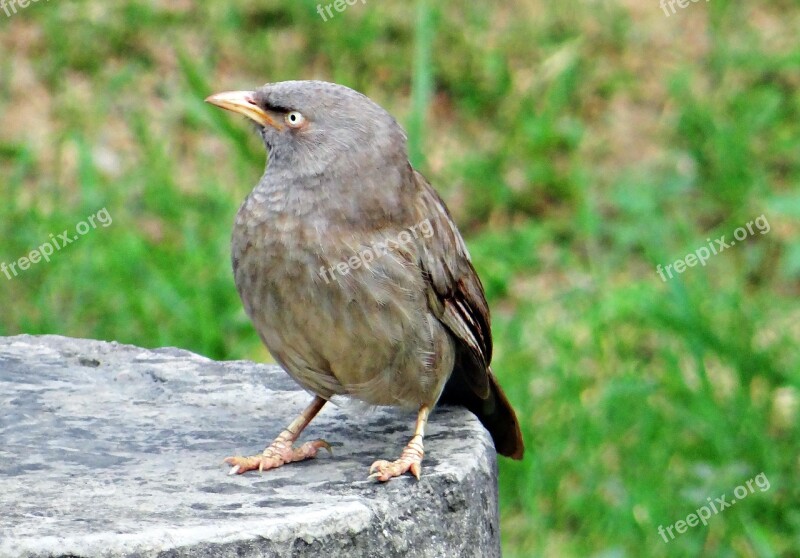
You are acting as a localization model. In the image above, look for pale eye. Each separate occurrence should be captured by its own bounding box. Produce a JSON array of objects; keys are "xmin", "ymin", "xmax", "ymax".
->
[{"xmin": 285, "ymin": 111, "xmax": 306, "ymax": 128}]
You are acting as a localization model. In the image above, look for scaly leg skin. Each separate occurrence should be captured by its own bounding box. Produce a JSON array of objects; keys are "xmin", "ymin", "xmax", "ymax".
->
[
  {"xmin": 225, "ymin": 396, "xmax": 331, "ymax": 475},
  {"xmin": 369, "ymin": 405, "xmax": 430, "ymax": 482}
]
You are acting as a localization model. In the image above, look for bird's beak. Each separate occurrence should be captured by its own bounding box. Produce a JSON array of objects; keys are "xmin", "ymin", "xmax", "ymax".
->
[{"xmin": 204, "ymin": 90, "xmax": 282, "ymax": 130}]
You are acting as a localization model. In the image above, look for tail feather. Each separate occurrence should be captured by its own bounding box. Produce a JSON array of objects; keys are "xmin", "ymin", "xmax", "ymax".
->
[{"xmin": 439, "ymin": 368, "xmax": 524, "ymax": 459}]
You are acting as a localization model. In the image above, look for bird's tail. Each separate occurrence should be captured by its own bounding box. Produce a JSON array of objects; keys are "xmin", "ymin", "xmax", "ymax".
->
[
  {"xmin": 479, "ymin": 372, "xmax": 524, "ymax": 459},
  {"xmin": 440, "ymin": 368, "xmax": 524, "ymax": 460}
]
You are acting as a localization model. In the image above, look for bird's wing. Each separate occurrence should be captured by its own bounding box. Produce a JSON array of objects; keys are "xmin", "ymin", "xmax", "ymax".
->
[{"xmin": 412, "ymin": 170, "xmax": 492, "ymax": 398}]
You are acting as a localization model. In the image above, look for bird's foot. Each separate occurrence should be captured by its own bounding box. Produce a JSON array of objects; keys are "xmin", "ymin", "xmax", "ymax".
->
[
  {"xmin": 225, "ymin": 438, "xmax": 331, "ymax": 475},
  {"xmin": 368, "ymin": 434, "xmax": 424, "ymax": 482}
]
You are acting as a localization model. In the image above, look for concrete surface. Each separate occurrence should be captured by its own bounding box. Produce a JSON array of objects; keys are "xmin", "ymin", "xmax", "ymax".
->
[{"xmin": 0, "ymin": 335, "xmax": 500, "ymax": 557}]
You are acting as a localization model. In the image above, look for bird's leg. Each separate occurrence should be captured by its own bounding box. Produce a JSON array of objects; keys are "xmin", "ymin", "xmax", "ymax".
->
[
  {"xmin": 369, "ymin": 404, "xmax": 430, "ymax": 482},
  {"xmin": 225, "ymin": 395, "xmax": 330, "ymax": 475}
]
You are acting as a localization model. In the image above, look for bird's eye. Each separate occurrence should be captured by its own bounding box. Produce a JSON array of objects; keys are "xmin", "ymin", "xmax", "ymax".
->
[{"xmin": 285, "ymin": 111, "xmax": 306, "ymax": 128}]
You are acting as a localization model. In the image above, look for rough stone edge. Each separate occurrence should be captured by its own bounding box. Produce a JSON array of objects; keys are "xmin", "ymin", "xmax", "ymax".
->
[{"xmin": 0, "ymin": 334, "xmax": 501, "ymax": 558}]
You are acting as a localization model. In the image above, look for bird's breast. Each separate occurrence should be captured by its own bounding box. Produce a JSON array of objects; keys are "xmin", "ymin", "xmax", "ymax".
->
[{"xmin": 230, "ymin": 196, "xmax": 454, "ymax": 407}]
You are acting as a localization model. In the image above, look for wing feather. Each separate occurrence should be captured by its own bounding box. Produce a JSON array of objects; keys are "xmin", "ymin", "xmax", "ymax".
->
[{"xmin": 412, "ymin": 171, "xmax": 491, "ymax": 398}]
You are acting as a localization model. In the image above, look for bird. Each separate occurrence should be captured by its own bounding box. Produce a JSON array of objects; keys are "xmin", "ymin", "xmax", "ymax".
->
[{"xmin": 205, "ymin": 80, "xmax": 524, "ymax": 482}]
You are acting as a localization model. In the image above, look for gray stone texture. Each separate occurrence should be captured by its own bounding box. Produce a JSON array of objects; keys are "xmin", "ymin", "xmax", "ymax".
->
[{"xmin": 0, "ymin": 335, "xmax": 500, "ymax": 557}]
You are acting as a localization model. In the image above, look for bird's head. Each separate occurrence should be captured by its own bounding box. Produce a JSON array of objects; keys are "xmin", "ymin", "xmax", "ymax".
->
[{"xmin": 205, "ymin": 80, "xmax": 408, "ymax": 178}]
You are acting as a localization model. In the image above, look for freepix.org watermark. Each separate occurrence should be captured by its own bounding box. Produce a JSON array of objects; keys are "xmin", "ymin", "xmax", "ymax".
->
[
  {"xmin": 656, "ymin": 214, "xmax": 770, "ymax": 282},
  {"xmin": 1, "ymin": 0, "xmax": 50, "ymax": 18},
  {"xmin": 660, "ymin": 0, "xmax": 709, "ymax": 17},
  {"xmin": 318, "ymin": 218, "xmax": 434, "ymax": 284},
  {"xmin": 1, "ymin": 207, "xmax": 113, "ymax": 280},
  {"xmin": 658, "ymin": 472, "xmax": 770, "ymax": 543},
  {"xmin": 316, "ymin": 0, "xmax": 366, "ymax": 22}
]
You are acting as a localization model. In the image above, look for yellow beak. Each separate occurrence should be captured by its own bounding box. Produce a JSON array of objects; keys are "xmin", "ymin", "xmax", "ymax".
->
[{"xmin": 204, "ymin": 90, "xmax": 282, "ymax": 130}]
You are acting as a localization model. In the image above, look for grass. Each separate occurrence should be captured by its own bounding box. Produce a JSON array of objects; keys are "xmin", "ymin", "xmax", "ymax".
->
[{"xmin": 1, "ymin": 0, "xmax": 799, "ymax": 555}]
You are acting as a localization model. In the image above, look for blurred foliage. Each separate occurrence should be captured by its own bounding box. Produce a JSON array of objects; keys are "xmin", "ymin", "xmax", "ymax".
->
[{"xmin": 1, "ymin": 0, "xmax": 798, "ymax": 556}]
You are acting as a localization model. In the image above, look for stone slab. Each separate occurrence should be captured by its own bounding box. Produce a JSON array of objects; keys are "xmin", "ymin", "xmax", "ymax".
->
[{"xmin": 0, "ymin": 335, "xmax": 500, "ymax": 557}]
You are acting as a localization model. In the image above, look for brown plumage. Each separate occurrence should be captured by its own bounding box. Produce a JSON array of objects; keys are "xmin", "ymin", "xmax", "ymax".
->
[{"xmin": 206, "ymin": 80, "xmax": 523, "ymax": 481}]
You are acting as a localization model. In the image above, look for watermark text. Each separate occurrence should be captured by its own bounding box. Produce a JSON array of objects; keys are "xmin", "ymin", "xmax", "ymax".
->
[
  {"xmin": 316, "ymin": 0, "xmax": 366, "ymax": 22},
  {"xmin": 319, "ymin": 218, "xmax": 434, "ymax": 284},
  {"xmin": 660, "ymin": 0, "xmax": 709, "ymax": 17},
  {"xmin": 1, "ymin": 0, "xmax": 51, "ymax": 19},
  {"xmin": 656, "ymin": 214, "xmax": 769, "ymax": 282},
  {"xmin": 658, "ymin": 472, "xmax": 770, "ymax": 542},
  {"xmin": 1, "ymin": 207, "xmax": 113, "ymax": 280}
]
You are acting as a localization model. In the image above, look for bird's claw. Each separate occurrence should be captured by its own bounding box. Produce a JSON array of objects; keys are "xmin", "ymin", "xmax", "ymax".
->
[
  {"xmin": 224, "ymin": 439, "xmax": 331, "ymax": 475},
  {"xmin": 368, "ymin": 457, "xmax": 422, "ymax": 482},
  {"xmin": 316, "ymin": 440, "xmax": 334, "ymax": 456}
]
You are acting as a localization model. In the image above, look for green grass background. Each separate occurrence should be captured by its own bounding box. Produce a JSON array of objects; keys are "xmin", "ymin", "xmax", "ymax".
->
[{"xmin": 1, "ymin": 0, "xmax": 799, "ymax": 555}]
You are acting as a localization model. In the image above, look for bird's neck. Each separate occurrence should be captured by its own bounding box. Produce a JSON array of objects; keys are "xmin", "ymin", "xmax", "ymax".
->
[{"xmin": 245, "ymin": 158, "xmax": 416, "ymax": 231}]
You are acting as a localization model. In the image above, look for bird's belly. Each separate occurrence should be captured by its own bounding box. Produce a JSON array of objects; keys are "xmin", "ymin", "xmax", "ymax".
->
[{"xmin": 234, "ymin": 233, "xmax": 454, "ymax": 408}]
